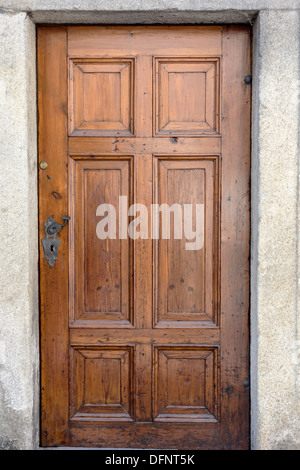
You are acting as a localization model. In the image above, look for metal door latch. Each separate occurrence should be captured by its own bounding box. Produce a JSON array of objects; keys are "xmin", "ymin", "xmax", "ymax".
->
[{"xmin": 41, "ymin": 216, "xmax": 70, "ymax": 267}]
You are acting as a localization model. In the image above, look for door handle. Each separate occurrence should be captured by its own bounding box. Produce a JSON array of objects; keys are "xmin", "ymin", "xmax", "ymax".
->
[{"xmin": 41, "ymin": 216, "xmax": 70, "ymax": 267}]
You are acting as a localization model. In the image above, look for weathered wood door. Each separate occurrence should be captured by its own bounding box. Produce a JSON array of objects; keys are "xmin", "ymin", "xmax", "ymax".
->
[{"xmin": 38, "ymin": 26, "xmax": 251, "ymax": 449}]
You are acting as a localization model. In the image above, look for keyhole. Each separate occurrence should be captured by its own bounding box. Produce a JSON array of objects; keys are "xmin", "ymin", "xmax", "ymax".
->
[{"xmin": 50, "ymin": 245, "xmax": 54, "ymax": 252}]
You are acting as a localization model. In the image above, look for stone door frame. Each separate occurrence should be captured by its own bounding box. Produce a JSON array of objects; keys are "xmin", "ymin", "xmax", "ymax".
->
[{"xmin": 0, "ymin": 3, "xmax": 299, "ymax": 450}]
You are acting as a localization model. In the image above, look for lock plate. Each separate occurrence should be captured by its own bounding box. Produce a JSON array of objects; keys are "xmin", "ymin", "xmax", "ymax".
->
[
  {"xmin": 41, "ymin": 237, "xmax": 61, "ymax": 267},
  {"xmin": 41, "ymin": 216, "xmax": 70, "ymax": 267}
]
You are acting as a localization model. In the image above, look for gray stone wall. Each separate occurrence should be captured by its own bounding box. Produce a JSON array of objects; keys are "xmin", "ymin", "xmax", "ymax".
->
[
  {"xmin": 251, "ymin": 9, "xmax": 300, "ymax": 450},
  {"xmin": 0, "ymin": 13, "xmax": 38, "ymax": 449},
  {"xmin": 0, "ymin": 1, "xmax": 299, "ymax": 450}
]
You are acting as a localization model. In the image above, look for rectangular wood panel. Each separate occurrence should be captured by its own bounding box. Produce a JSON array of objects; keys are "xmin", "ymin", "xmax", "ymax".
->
[
  {"xmin": 154, "ymin": 58, "xmax": 220, "ymax": 135},
  {"xmin": 69, "ymin": 157, "xmax": 134, "ymax": 326},
  {"xmin": 68, "ymin": 26, "xmax": 222, "ymax": 57},
  {"xmin": 153, "ymin": 156, "xmax": 219, "ymax": 327},
  {"xmin": 70, "ymin": 345, "xmax": 134, "ymax": 421},
  {"xmin": 153, "ymin": 345, "xmax": 219, "ymax": 422},
  {"xmin": 69, "ymin": 58, "xmax": 135, "ymax": 136}
]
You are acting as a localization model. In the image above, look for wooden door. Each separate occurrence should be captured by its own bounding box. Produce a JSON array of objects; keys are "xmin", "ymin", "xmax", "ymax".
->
[{"xmin": 38, "ymin": 26, "xmax": 251, "ymax": 449}]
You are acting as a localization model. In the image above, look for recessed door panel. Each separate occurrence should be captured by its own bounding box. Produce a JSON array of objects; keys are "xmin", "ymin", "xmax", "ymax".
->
[
  {"xmin": 68, "ymin": 157, "xmax": 134, "ymax": 326},
  {"xmin": 153, "ymin": 156, "xmax": 219, "ymax": 327}
]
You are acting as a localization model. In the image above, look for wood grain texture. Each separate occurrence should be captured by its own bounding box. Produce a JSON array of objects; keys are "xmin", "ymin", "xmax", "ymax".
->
[
  {"xmin": 154, "ymin": 58, "xmax": 220, "ymax": 135},
  {"xmin": 70, "ymin": 345, "xmax": 134, "ymax": 421},
  {"xmin": 68, "ymin": 156, "xmax": 134, "ymax": 326},
  {"xmin": 38, "ymin": 25, "xmax": 250, "ymax": 449},
  {"xmin": 69, "ymin": 58, "xmax": 135, "ymax": 136},
  {"xmin": 38, "ymin": 27, "xmax": 69, "ymax": 446},
  {"xmin": 153, "ymin": 156, "xmax": 219, "ymax": 327},
  {"xmin": 67, "ymin": 26, "xmax": 222, "ymax": 57},
  {"xmin": 153, "ymin": 345, "xmax": 219, "ymax": 422},
  {"xmin": 219, "ymin": 26, "xmax": 251, "ymax": 450}
]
